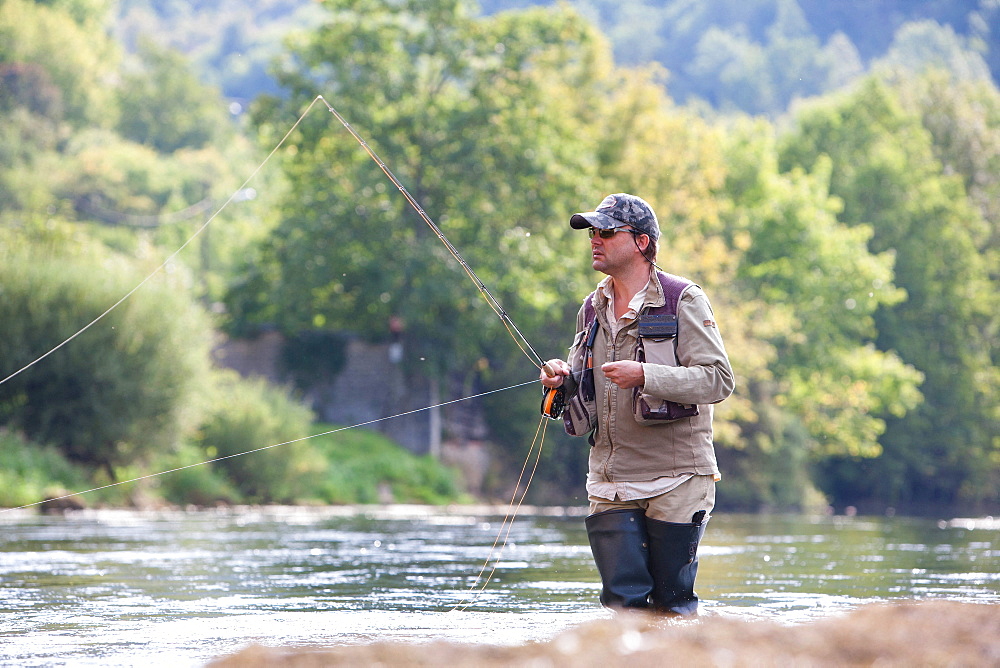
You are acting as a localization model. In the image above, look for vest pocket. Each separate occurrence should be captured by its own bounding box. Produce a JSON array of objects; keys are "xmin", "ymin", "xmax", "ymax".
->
[
  {"xmin": 564, "ymin": 391, "xmax": 597, "ymax": 436},
  {"xmin": 632, "ymin": 337, "xmax": 699, "ymax": 425},
  {"xmin": 563, "ymin": 327, "xmax": 598, "ymax": 436},
  {"xmin": 633, "ymin": 391, "xmax": 699, "ymax": 424}
]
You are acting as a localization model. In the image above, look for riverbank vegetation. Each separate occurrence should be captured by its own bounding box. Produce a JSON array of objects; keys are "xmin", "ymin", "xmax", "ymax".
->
[
  {"xmin": 1, "ymin": 0, "xmax": 997, "ymax": 514},
  {"xmin": 0, "ymin": 414, "xmax": 465, "ymax": 509}
]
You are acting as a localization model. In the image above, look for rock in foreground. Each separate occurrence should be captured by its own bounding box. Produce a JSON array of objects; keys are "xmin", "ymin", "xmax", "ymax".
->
[{"xmin": 209, "ymin": 600, "xmax": 999, "ymax": 667}]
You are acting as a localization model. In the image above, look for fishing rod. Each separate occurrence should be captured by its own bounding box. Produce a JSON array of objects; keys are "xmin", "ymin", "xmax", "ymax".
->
[
  {"xmin": 317, "ymin": 96, "xmax": 556, "ymax": 381},
  {"xmin": 1, "ymin": 94, "xmax": 557, "ymax": 609},
  {"xmin": 3, "ymin": 95, "xmax": 556, "ymax": 516},
  {"xmin": 1, "ymin": 95, "xmax": 557, "ymax": 392},
  {"xmin": 317, "ymin": 97, "xmax": 566, "ymax": 605}
]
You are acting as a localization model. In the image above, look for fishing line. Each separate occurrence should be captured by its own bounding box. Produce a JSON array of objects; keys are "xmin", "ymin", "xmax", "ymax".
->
[
  {"xmin": 3, "ymin": 94, "xmax": 552, "ymax": 396},
  {"xmin": 448, "ymin": 415, "xmax": 548, "ymax": 612},
  {"xmin": 0, "ymin": 378, "xmax": 540, "ymax": 515},
  {"xmin": 318, "ymin": 98, "xmax": 566, "ymax": 596},
  {"xmin": 318, "ymin": 96, "xmax": 550, "ymax": 376},
  {"xmin": 313, "ymin": 98, "xmax": 562, "ymax": 609},
  {"xmin": 0, "ymin": 95, "xmax": 327, "ymax": 388},
  {"xmin": 4, "ymin": 94, "xmax": 561, "ymax": 608}
]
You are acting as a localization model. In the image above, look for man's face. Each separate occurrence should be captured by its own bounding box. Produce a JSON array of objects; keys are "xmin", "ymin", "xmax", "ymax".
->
[{"xmin": 589, "ymin": 225, "xmax": 638, "ymax": 275}]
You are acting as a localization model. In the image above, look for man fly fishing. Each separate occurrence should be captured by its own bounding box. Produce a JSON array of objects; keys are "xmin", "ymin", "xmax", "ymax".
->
[
  {"xmin": 319, "ymin": 105, "xmax": 734, "ymax": 612},
  {"xmin": 540, "ymin": 193, "xmax": 735, "ymax": 615}
]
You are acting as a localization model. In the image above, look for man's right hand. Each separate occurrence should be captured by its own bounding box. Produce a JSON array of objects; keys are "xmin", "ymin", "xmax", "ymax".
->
[{"xmin": 540, "ymin": 359, "xmax": 571, "ymax": 388}]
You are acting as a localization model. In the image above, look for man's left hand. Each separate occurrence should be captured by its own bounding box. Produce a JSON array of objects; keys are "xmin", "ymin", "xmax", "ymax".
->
[{"xmin": 601, "ymin": 360, "xmax": 645, "ymax": 389}]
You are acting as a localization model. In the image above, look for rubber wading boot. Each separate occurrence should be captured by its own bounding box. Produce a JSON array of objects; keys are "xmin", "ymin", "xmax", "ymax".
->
[
  {"xmin": 645, "ymin": 510, "xmax": 708, "ymax": 616},
  {"xmin": 585, "ymin": 508, "xmax": 654, "ymax": 609}
]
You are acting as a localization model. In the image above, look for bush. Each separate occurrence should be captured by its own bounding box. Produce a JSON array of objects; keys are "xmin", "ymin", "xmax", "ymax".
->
[
  {"xmin": 309, "ymin": 424, "xmax": 466, "ymax": 505},
  {"xmin": 0, "ymin": 241, "xmax": 212, "ymax": 473},
  {"xmin": 0, "ymin": 429, "xmax": 89, "ymax": 508},
  {"xmin": 151, "ymin": 441, "xmax": 244, "ymax": 507},
  {"xmin": 195, "ymin": 370, "xmax": 319, "ymax": 503}
]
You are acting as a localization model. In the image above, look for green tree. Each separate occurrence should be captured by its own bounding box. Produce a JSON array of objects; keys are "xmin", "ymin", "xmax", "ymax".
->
[
  {"xmin": 708, "ymin": 117, "xmax": 922, "ymax": 509},
  {"xmin": 51, "ymin": 129, "xmax": 214, "ymax": 218},
  {"xmin": 0, "ymin": 0, "xmax": 119, "ymax": 213},
  {"xmin": 893, "ymin": 70, "xmax": 1000, "ymax": 283},
  {"xmin": 683, "ymin": 0, "xmax": 863, "ymax": 115},
  {"xmin": 873, "ymin": 20, "xmax": 993, "ymax": 83},
  {"xmin": 33, "ymin": 0, "xmax": 113, "ymax": 26},
  {"xmin": 117, "ymin": 40, "xmax": 233, "ymax": 153},
  {"xmin": 779, "ymin": 77, "xmax": 1000, "ymax": 510},
  {"xmin": 565, "ymin": 0, "xmax": 867, "ymax": 117},
  {"xmin": 0, "ymin": 0, "xmax": 119, "ymax": 127},
  {"xmin": 228, "ymin": 0, "xmax": 606, "ymax": 378},
  {"xmin": 0, "ymin": 234, "xmax": 212, "ymax": 475}
]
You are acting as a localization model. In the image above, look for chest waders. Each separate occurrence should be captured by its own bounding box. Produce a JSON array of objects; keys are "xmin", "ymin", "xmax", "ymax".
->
[
  {"xmin": 583, "ymin": 273, "xmax": 709, "ymax": 615},
  {"xmin": 645, "ymin": 511, "xmax": 707, "ymax": 615},
  {"xmin": 586, "ymin": 509, "xmax": 707, "ymax": 615}
]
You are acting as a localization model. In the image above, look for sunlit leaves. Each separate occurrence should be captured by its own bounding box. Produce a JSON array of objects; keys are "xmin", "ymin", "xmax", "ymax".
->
[
  {"xmin": 236, "ymin": 0, "xmax": 608, "ymax": 375},
  {"xmin": 780, "ymin": 73, "xmax": 1000, "ymax": 507},
  {"xmin": 0, "ymin": 0, "xmax": 119, "ymax": 127},
  {"xmin": 718, "ymin": 116, "xmax": 919, "ymax": 463}
]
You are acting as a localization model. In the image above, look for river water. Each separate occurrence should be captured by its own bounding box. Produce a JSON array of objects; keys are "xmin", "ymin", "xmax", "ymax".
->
[{"xmin": 1, "ymin": 505, "xmax": 997, "ymax": 666}]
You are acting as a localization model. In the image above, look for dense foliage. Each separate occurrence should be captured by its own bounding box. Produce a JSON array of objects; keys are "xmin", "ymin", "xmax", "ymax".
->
[
  {"xmin": 0, "ymin": 0, "xmax": 467, "ymax": 507},
  {"xmin": 779, "ymin": 77, "xmax": 1000, "ymax": 510},
  {"xmin": 0, "ymin": 235, "xmax": 212, "ymax": 473},
  {"xmin": 226, "ymin": 0, "xmax": 600, "ymax": 374},
  {"xmin": 1, "ymin": 0, "xmax": 997, "ymax": 513}
]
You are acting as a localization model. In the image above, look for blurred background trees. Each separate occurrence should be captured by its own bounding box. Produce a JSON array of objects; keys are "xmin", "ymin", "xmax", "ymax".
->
[
  {"xmin": 1, "ymin": 0, "xmax": 997, "ymax": 513},
  {"xmin": 0, "ymin": 240, "xmax": 211, "ymax": 473}
]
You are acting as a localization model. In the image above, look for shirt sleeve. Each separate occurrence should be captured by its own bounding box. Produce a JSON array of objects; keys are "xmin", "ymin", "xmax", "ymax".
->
[{"xmin": 640, "ymin": 286, "xmax": 735, "ymax": 405}]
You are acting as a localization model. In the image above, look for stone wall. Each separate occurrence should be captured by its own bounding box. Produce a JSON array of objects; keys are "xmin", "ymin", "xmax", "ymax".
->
[
  {"xmin": 303, "ymin": 338, "xmax": 438, "ymax": 455},
  {"xmin": 213, "ymin": 332, "xmax": 451, "ymax": 457}
]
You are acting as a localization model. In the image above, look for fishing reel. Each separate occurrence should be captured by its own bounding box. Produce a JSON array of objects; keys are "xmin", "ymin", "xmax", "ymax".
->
[{"xmin": 541, "ymin": 386, "xmax": 566, "ymax": 420}]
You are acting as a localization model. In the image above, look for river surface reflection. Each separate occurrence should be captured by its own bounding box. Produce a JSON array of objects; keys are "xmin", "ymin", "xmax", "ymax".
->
[{"xmin": 1, "ymin": 505, "xmax": 998, "ymax": 666}]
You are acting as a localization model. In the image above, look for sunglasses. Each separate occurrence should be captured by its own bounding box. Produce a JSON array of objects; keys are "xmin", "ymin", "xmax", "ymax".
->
[{"xmin": 588, "ymin": 227, "xmax": 639, "ymax": 239}]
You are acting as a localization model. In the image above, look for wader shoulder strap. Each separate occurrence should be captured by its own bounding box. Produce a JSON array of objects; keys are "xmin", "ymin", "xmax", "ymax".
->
[
  {"xmin": 582, "ymin": 290, "xmax": 597, "ymax": 326},
  {"xmin": 650, "ymin": 272, "xmax": 692, "ymax": 317}
]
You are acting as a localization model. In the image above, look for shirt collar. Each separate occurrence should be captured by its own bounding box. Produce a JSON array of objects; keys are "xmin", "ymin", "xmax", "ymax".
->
[{"xmin": 599, "ymin": 274, "xmax": 652, "ymax": 320}]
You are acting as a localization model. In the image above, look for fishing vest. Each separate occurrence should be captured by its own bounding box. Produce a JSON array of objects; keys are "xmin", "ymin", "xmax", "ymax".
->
[{"xmin": 562, "ymin": 271, "xmax": 699, "ymax": 436}]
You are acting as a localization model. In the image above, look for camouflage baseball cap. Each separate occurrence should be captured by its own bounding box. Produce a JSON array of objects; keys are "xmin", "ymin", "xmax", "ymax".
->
[{"xmin": 569, "ymin": 193, "xmax": 660, "ymax": 241}]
